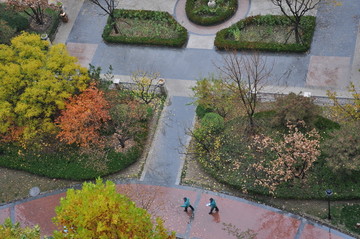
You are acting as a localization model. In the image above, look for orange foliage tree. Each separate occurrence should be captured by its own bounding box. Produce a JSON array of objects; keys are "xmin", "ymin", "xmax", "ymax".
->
[{"xmin": 56, "ymin": 83, "xmax": 110, "ymax": 148}]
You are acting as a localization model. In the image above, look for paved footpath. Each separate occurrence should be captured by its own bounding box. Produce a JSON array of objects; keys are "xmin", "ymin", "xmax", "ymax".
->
[{"xmin": 1, "ymin": 0, "xmax": 359, "ymax": 238}]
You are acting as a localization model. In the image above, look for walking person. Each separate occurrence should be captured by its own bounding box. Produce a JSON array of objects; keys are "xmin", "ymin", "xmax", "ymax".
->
[
  {"xmin": 208, "ymin": 198, "xmax": 219, "ymax": 214},
  {"xmin": 181, "ymin": 197, "xmax": 195, "ymax": 212}
]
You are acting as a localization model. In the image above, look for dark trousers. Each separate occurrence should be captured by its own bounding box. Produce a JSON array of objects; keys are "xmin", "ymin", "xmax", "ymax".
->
[
  {"xmin": 209, "ymin": 206, "xmax": 219, "ymax": 213},
  {"xmin": 184, "ymin": 205, "xmax": 194, "ymax": 211}
]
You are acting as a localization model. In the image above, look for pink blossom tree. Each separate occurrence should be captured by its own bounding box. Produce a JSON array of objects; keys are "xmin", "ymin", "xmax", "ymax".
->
[{"xmin": 251, "ymin": 122, "xmax": 321, "ymax": 194}]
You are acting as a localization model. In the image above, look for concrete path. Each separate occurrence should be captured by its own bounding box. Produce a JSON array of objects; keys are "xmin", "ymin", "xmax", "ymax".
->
[{"xmin": 0, "ymin": 0, "xmax": 359, "ymax": 238}]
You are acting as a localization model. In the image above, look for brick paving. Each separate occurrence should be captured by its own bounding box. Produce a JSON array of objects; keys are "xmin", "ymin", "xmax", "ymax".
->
[{"xmin": 0, "ymin": 184, "xmax": 355, "ymax": 238}]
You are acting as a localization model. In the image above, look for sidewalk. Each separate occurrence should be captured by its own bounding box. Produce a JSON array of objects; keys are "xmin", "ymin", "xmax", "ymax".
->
[{"xmin": 0, "ymin": 184, "xmax": 355, "ymax": 239}]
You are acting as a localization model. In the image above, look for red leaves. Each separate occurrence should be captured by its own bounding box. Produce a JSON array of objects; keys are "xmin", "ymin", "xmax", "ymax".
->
[{"xmin": 56, "ymin": 83, "xmax": 110, "ymax": 148}]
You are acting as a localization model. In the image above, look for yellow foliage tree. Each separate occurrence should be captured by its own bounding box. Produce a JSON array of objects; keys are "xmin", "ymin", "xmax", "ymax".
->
[
  {"xmin": 0, "ymin": 32, "xmax": 89, "ymax": 145},
  {"xmin": 327, "ymin": 81, "xmax": 360, "ymax": 121},
  {"xmin": 0, "ymin": 218, "xmax": 40, "ymax": 239},
  {"xmin": 52, "ymin": 179, "xmax": 176, "ymax": 239}
]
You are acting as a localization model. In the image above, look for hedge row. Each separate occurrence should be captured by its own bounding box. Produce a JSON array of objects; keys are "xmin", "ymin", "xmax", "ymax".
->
[
  {"xmin": 45, "ymin": 8, "xmax": 61, "ymax": 41},
  {"xmin": 102, "ymin": 9, "xmax": 188, "ymax": 47},
  {"xmin": 215, "ymin": 15, "xmax": 316, "ymax": 52},
  {"xmin": 185, "ymin": 0, "xmax": 237, "ymax": 26}
]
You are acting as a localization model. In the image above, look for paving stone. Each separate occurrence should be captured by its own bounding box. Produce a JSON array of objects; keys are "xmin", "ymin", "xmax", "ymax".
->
[
  {"xmin": 0, "ymin": 207, "xmax": 11, "ymax": 224},
  {"xmin": 306, "ymin": 56, "xmax": 351, "ymax": 89}
]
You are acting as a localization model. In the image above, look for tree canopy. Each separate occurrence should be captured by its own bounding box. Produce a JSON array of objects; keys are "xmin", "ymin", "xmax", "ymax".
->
[
  {"xmin": 53, "ymin": 179, "xmax": 175, "ymax": 239},
  {"xmin": 0, "ymin": 32, "xmax": 89, "ymax": 145},
  {"xmin": 0, "ymin": 218, "xmax": 40, "ymax": 239},
  {"xmin": 56, "ymin": 83, "xmax": 111, "ymax": 148}
]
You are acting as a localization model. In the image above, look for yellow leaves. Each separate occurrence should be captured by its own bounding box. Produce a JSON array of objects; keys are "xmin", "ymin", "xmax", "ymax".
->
[
  {"xmin": 0, "ymin": 32, "xmax": 91, "ymax": 145},
  {"xmin": 53, "ymin": 179, "xmax": 175, "ymax": 239},
  {"xmin": 327, "ymin": 81, "xmax": 360, "ymax": 121}
]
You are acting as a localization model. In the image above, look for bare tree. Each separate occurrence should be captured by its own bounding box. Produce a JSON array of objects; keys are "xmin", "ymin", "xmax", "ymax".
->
[
  {"xmin": 88, "ymin": 0, "xmax": 120, "ymax": 33},
  {"xmin": 271, "ymin": 0, "xmax": 321, "ymax": 43},
  {"xmin": 8, "ymin": 0, "xmax": 54, "ymax": 25},
  {"xmin": 216, "ymin": 51, "xmax": 272, "ymax": 134}
]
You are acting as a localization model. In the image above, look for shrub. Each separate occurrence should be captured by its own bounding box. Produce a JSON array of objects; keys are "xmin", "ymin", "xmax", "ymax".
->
[
  {"xmin": 0, "ymin": 20, "xmax": 16, "ymax": 45},
  {"xmin": 215, "ymin": 15, "xmax": 316, "ymax": 52},
  {"xmin": 272, "ymin": 92, "xmax": 320, "ymax": 128},
  {"xmin": 185, "ymin": 0, "xmax": 238, "ymax": 26},
  {"xmin": 0, "ymin": 218, "xmax": 40, "ymax": 239},
  {"xmin": 201, "ymin": 112, "xmax": 225, "ymax": 133},
  {"xmin": 102, "ymin": 9, "xmax": 187, "ymax": 47},
  {"xmin": 196, "ymin": 104, "xmax": 213, "ymax": 118},
  {"xmin": 0, "ymin": 3, "xmax": 29, "ymax": 31}
]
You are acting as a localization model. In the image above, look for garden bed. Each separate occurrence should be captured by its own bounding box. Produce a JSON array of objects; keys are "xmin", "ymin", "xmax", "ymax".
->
[
  {"xmin": 102, "ymin": 9, "xmax": 188, "ymax": 47},
  {"xmin": 0, "ymin": 87, "xmax": 165, "ymax": 181},
  {"xmin": 194, "ymin": 110, "xmax": 360, "ymax": 200},
  {"xmin": 0, "ymin": 3, "xmax": 60, "ymax": 44},
  {"xmin": 185, "ymin": 0, "xmax": 238, "ymax": 26},
  {"xmin": 215, "ymin": 15, "xmax": 316, "ymax": 52}
]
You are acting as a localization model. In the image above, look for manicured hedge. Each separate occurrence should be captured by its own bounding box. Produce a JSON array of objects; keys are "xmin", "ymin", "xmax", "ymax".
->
[
  {"xmin": 185, "ymin": 0, "xmax": 238, "ymax": 26},
  {"xmin": 44, "ymin": 8, "xmax": 61, "ymax": 41},
  {"xmin": 102, "ymin": 9, "xmax": 188, "ymax": 47},
  {"xmin": 215, "ymin": 15, "xmax": 316, "ymax": 52}
]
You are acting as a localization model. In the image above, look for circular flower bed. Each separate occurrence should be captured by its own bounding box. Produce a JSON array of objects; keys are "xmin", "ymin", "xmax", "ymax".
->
[{"xmin": 186, "ymin": 0, "xmax": 238, "ymax": 26}]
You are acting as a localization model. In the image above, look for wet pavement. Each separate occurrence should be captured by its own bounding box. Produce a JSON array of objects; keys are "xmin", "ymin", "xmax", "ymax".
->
[
  {"xmin": 0, "ymin": 184, "xmax": 355, "ymax": 239},
  {"xmin": 0, "ymin": 0, "xmax": 359, "ymax": 238},
  {"xmin": 141, "ymin": 96, "xmax": 196, "ymax": 185}
]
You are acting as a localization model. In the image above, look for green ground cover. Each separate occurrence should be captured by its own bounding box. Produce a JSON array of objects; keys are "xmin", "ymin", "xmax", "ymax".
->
[
  {"xmin": 185, "ymin": 0, "xmax": 237, "ymax": 26},
  {"xmin": 215, "ymin": 15, "xmax": 316, "ymax": 52},
  {"xmin": 195, "ymin": 112, "xmax": 360, "ymax": 200},
  {"xmin": 102, "ymin": 9, "xmax": 187, "ymax": 47},
  {"xmin": 192, "ymin": 87, "xmax": 360, "ymax": 200}
]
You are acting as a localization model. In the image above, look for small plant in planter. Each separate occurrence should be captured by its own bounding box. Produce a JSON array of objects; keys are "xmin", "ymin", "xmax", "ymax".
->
[{"xmin": 186, "ymin": 0, "xmax": 238, "ymax": 26}]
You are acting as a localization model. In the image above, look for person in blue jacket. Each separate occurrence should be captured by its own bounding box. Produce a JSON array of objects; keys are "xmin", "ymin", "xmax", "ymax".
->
[
  {"xmin": 208, "ymin": 198, "xmax": 219, "ymax": 214},
  {"xmin": 181, "ymin": 197, "xmax": 195, "ymax": 212}
]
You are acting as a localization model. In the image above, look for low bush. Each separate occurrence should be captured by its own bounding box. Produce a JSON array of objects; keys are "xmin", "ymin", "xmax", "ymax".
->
[
  {"xmin": 201, "ymin": 112, "xmax": 225, "ymax": 132},
  {"xmin": 0, "ymin": 3, "xmax": 29, "ymax": 31},
  {"xmin": 102, "ymin": 9, "xmax": 188, "ymax": 47},
  {"xmin": 215, "ymin": 15, "xmax": 316, "ymax": 52},
  {"xmin": 0, "ymin": 20, "xmax": 16, "ymax": 45},
  {"xmin": 185, "ymin": 0, "xmax": 238, "ymax": 26},
  {"xmin": 196, "ymin": 104, "xmax": 213, "ymax": 118}
]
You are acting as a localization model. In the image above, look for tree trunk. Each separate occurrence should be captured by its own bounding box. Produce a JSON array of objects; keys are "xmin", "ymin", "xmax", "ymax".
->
[{"xmin": 110, "ymin": 15, "xmax": 119, "ymax": 34}]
